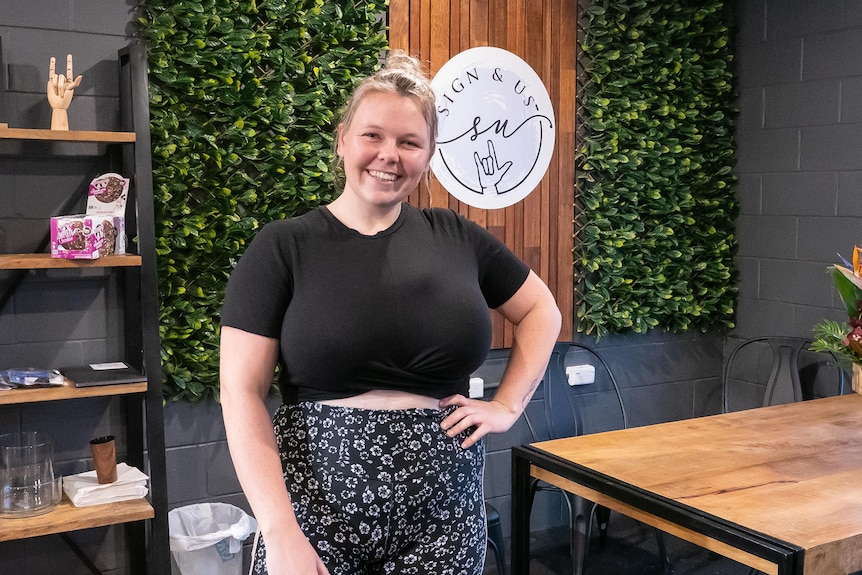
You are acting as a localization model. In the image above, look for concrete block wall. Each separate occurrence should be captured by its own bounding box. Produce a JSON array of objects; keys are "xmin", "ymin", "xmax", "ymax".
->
[
  {"xmin": 0, "ymin": 3, "xmax": 150, "ymax": 575},
  {"xmin": 9, "ymin": 0, "xmax": 857, "ymax": 572},
  {"xmin": 158, "ymin": 330, "xmax": 723, "ymax": 559},
  {"xmin": 0, "ymin": 0, "xmax": 138, "ymax": 361},
  {"xmin": 732, "ymin": 0, "xmax": 862, "ymax": 343},
  {"xmin": 0, "ymin": 3, "xmax": 726, "ymax": 573}
]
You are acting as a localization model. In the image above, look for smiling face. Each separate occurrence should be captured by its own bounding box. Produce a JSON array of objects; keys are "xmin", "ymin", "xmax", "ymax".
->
[{"xmin": 336, "ymin": 90, "xmax": 433, "ymax": 212}]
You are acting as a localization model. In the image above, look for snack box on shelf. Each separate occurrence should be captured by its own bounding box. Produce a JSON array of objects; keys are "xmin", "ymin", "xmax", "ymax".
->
[{"xmin": 50, "ymin": 215, "xmax": 125, "ymax": 260}]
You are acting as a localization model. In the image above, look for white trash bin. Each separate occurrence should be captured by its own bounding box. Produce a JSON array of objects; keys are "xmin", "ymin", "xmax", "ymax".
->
[{"xmin": 169, "ymin": 502, "xmax": 257, "ymax": 575}]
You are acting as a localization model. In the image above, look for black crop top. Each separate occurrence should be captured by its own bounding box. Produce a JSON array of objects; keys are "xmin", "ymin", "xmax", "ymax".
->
[{"xmin": 220, "ymin": 203, "xmax": 530, "ymax": 403}]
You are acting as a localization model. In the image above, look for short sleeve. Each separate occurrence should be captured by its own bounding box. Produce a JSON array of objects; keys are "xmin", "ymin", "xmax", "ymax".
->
[
  {"xmin": 459, "ymin": 214, "xmax": 531, "ymax": 309},
  {"xmin": 220, "ymin": 222, "xmax": 294, "ymax": 337}
]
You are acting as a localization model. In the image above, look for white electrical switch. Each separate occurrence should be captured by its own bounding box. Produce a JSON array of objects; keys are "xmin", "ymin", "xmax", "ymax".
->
[
  {"xmin": 469, "ymin": 377, "xmax": 485, "ymax": 398},
  {"xmin": 565, "ymin": 365, "xmax": 595, "ymax": 386}
]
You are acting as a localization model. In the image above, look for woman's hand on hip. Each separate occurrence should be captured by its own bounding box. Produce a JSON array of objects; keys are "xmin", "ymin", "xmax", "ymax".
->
[{"xmin": 438, "ymin": 394, "xmax": 520, "ymax": 449}]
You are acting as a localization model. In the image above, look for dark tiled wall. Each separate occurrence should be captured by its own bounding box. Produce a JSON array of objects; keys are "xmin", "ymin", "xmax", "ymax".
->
[
  {"xmin": 0, "ymin": 2, "xmax": 724, "ymax": 573},
  {"xmin": 7, "ymin": 0, "xmax": 862, "ymax": 573},
  {"xmin": 159, "ymin": 331, "xmax": 723, "ymax": 552},
  {"xmin": 732, "ymin": 0, "xmax": 862, "ymax": 343},
  {"xmin": 0, "ymin": 3, "xmax": 150, "ymax": 574}
]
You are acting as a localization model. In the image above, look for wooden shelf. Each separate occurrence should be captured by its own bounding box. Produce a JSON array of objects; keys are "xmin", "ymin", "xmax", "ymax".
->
[
  {"xmin": 0, "ymin": 495, "xmax": 153, "ymax": 542},
  {"xmin": 0, "ymin": 127, "xmax": 135, "ymax": 143},
  {"xmin": 0, "ymin": 254, "xmax": 142, "ymax": 269},
  {"xmin": 0, "ymin": 381, "xmax": 147, "ymax": 405}
]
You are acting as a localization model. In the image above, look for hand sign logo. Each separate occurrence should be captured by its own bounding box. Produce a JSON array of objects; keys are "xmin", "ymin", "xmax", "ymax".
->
[
  {"xmin": 474, "ymin": 140, "xmax": 513, "ymax": 194},
  {"xmin": 431, "ymin": 47, "xmax": 555, "ymax": 210}
]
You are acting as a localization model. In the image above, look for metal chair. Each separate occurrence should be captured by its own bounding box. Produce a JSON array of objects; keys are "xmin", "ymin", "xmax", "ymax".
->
[
  {"xmin": 525, "ymin": 342, "xmax": 670, "ymax": 575},
  {"xmin": 723, "ymin": 336, "xmax": 845, "ymax": 414}
]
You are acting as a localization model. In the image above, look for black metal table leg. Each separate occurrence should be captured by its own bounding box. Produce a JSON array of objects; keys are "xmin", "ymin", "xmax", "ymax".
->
[{"xmin": 511, "ymin": 447, "xmax": 534, "ymax": 575}]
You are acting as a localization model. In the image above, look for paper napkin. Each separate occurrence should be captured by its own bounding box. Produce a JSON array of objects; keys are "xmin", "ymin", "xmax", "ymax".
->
[{"xmin": 63, "ymin": 462, "xmax": 149, "ymax": 507}]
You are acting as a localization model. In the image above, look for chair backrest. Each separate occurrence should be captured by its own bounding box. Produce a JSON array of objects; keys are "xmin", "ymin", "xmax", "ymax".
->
[
  {"xmin": 722, "ymin": 336, "xmax": 846, "ymax": 413},
  {"xmin": 476, "ymin": 343, "xmax": 627, "ymax": 446},
  {"xmin": 545, "ymin": 342, "xmax": 627, "ymax": 439},
  {"xmin": 474, "ymin": 349, "xmax": 554, "ymax": 451}
]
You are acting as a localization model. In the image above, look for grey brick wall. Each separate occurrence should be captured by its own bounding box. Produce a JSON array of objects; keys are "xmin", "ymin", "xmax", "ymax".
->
[
  {"xmin": 733, "ymin": 0, "xmax": 862, "ymax": 343},
  {"xmin": 7, "ymin": 1, "xmax": 857, "ymax": 573},
  {"xmin": 0, "ymin": 3, "xmax": 148, "ymax": 574},
  {"xmin": 159, "ymin": 331, "xmax": 722, "ymax": 556}
]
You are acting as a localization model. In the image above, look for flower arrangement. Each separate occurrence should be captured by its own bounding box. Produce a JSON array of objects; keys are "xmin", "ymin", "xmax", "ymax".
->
[{"xmin": 810, "ymin": 247, "xmax": 862, "ymax": 379}]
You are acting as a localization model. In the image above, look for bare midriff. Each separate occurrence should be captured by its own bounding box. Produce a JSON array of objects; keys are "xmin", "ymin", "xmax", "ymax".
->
[{"xmin": 318, "ymin": 389, "xmax": 440, "ymax": 410}]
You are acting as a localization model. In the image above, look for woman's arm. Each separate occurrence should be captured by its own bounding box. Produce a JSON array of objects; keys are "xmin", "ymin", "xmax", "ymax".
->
[
  {"xmin": 220, "ymin": 326, "xmax": 329, "ymax": 575},
  {"xmin": 439, "ymin": 270, "xmax": 561, "ymax": 447}
]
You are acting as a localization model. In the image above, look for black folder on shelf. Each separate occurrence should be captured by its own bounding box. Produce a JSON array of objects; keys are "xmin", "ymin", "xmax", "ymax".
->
[{"xmin": 59, "ymin": 362, "xmax": 144, "ymax": 387}]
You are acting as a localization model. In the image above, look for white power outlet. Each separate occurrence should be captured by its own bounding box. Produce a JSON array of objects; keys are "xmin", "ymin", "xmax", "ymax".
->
[
  {"xmin": 565, "ymin": 364, "xmax": 595, "ymax": 386},
  {"xmin": 469, "ymin": 377, "xmax": 485, "ymax": 398}
]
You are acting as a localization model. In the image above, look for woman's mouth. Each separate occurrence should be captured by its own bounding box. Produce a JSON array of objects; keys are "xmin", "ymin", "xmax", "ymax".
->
[{"xmin": 368, "ymin": 170, "xmax": 399, "ymax": 182}]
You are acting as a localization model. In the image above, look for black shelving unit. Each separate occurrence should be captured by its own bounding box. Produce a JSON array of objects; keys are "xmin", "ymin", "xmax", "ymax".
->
[{"xmin": 0, "ymin": 42, "xmax": 169, "ymax": 575}]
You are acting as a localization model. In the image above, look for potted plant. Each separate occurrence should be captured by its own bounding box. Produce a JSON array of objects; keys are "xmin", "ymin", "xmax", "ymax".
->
[{"xmin": 811, "ymin": 246, "xmax": 862, "ymax": 391}]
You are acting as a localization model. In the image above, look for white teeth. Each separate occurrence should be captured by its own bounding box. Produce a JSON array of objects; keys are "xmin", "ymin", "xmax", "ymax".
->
[{"xmin": 369, "ymin": 170, "xmax": 397, "ymax": 182}]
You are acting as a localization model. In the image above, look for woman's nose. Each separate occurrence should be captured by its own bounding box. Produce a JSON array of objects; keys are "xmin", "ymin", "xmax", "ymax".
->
[{"xmin": 378, "ymin": 141, "xmax": 398, "ymax": 163}]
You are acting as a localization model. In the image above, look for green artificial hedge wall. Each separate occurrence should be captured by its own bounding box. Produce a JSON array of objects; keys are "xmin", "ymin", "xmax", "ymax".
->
[
  {"xmin": 137, "ymin": 0, "xmax": 738, "ymax": 401},
  {"xmin": 576, "ymin": 0, "xmax": 738, "ymax": 338},
  {"xmin": 138, "ymin": 0, "xmax": 388, "ymax": 401}
]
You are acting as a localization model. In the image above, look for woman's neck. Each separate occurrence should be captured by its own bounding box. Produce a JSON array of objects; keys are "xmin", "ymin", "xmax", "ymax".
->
[{"xmin": 327, "ymin": 195, "xmax": 403, "ymax": 236}]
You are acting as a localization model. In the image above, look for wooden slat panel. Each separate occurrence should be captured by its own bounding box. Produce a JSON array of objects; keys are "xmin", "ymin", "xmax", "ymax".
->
[
  {"xmin": 522, "ymin": 0, "xmax": 547, "ymax": 279},
  {"xmin": 507, "ymin": 0, "xmax": 526, "ymax": 56},
  {"xmin": 470, "ymin": 0, "xmax": 489, "ymax": 50},
  {"xmin": 430, "ymin": 0, "xmax": 451, "ymax": 75},
  {"xmin": 484, "ymin": 1, "xmax": 508, "ymax": 242},
  {"xmin": 544, "ymin": 0, "xmax": 560, "ymax": 298},
  {"xmin": 468, "ymin": 0, "xmax": 488, "ymax": 230},
  {"xmin": 428, "ymin": 0, "xmax": 452, "ymax": 210},
  {"xmin": 391, "ymin": 0, "xmax": 576, "ymax": 345},
  {"xmin": 557, "ymin": 0, "xmax": 577, "ymax": 336},
  {"xmin": 388, "ymin": 0, "xmax": 410, "ymax": 53},
  {"xmin": 466, "ymin": 0, "xmax": 488, "ymax": 231},
  {"xmin": 420, "ymin": 0, "xmax": 432, "ymax": 66},
  {"xmin": 486, "ymin": 0, "xmax": 509, "ymax": 344},
  {"xmin": 459, "ymin": 0, "xmax": 471, "ymax": 53}
]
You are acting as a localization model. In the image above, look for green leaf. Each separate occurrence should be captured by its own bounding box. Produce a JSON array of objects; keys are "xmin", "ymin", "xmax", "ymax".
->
[{"xmin": 832, "ymin": 267, "xmax": 862, "ymax": 318}]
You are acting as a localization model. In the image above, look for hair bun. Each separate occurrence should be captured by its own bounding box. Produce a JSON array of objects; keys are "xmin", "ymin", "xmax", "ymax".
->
[{"xmin": 383, "ymin": 50, "xmax": 424, "ymax": 74}]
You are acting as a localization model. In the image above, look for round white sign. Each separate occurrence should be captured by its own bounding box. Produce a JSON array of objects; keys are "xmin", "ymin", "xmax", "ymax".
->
[{"xmin": 430, "ymin": 47, "xmax": 556, "ymax": 210}]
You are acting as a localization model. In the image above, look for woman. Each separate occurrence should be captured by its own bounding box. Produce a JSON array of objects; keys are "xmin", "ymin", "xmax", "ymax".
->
[{"xmin": 220, "ymin": 50, "xmax": 561, "ymax": 575}]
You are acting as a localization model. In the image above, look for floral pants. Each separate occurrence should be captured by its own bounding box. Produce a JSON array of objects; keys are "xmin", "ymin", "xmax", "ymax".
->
[{"xmin": 250, "ymin": 401, "xmax": 487, "ymax": 575}]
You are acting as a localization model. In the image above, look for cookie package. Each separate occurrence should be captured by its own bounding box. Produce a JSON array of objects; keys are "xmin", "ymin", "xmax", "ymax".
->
[
  {"xmin": 50, "ymin": 215, "xmax": 125, "ymax": 260},
  {"xmin": 50, "ymin": 173, "xmax": 129, "ymax": 259},
  {"xmin": 86, "ymin": 172, "xmax": 129, "ymax": 216}
]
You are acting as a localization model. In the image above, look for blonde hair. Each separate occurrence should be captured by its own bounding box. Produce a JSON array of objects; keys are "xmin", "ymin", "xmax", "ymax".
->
[{"xmin": 332, "ymin": 50, "xmax": 437, "ymax": 190}]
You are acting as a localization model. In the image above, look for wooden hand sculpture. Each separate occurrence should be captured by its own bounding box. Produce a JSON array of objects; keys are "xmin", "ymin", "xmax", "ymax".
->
[{"xmin": 47, "ymin": 54, "xmax": 83, "ymax": 130}]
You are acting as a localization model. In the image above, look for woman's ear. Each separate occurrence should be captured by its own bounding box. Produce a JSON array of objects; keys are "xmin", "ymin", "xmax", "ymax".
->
[{"xmin": 335, "ymin": 123, "xmax": 345, "ymax": 157}]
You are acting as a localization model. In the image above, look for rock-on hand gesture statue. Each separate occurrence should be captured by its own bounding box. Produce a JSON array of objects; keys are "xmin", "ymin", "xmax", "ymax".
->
[{"xmin": 47, "ymin": 54, "xmax": 83, "ymax": 130}]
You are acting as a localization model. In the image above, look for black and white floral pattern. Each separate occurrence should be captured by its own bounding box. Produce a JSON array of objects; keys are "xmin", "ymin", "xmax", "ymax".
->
[{"xmin": 251, "ymin": 402, "xmax": 487, "ymax": 575}]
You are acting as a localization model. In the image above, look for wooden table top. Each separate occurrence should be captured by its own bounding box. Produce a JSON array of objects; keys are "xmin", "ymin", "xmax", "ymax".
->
[{"xmin": 531, "ymin": 394, "xmax": 862, "ymax": 574}]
